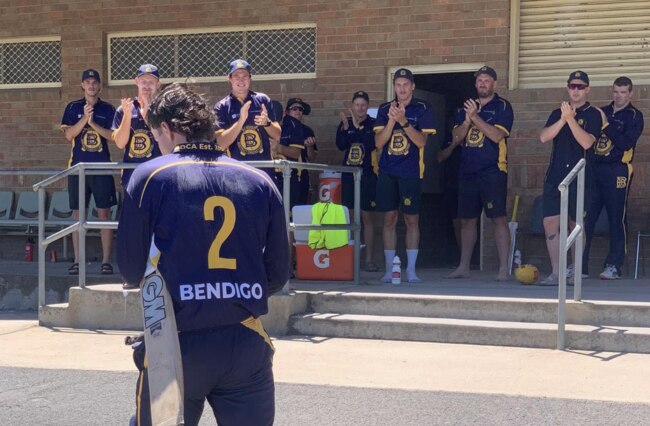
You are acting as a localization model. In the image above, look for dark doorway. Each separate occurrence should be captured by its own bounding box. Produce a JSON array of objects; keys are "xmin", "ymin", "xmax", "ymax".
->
[{"xmin": 413, "ymin": 71, "xmax": 479, "ymax": 268}]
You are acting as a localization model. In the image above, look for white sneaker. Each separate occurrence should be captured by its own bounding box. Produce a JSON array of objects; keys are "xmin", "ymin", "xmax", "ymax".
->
[
  {"xmin": 599, "ymin": 265, "xmax": 620, "ymax": 280},
  {"xmin": 539, "ymin": 274, "xmax": 559, "ymax": 286},
  {"xmin": 566, "ymin": 265, "xmax": 589, "ymax": 280}
]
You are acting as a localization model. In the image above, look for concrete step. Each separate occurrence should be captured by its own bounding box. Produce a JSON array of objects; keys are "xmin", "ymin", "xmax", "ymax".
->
[
  {"xmin": 308, "ymin": 292, "xmax": 650, "ymax": 327},
  {"xmin": 290, "ymin": 313, "xmax": 650, "ymax": 353}
]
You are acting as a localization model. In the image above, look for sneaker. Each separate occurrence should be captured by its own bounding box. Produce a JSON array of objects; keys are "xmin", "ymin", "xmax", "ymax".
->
[
  {"xmin": 566, "ymin": 265, "xmax": 589, "ymax": 280},
  {"xmin": 539, "ymin": 273, "xmax": 559, "ymax": 286},
  {"xmin": 599, "ymin": 264, "xmax": 620, "ymax": 280}
]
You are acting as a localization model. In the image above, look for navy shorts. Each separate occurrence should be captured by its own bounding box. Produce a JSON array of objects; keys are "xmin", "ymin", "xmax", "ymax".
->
[
  {"xmin": 132, "ymin": 317, "xmax": 275, "ymax": 426},
  {"xmin": 375, "ymin": 172, "xmax": 421, "ymax": 215},
  {"xmin": 68, "ymin": 175, "xmax": 116, "ymax": 210},
  {"xmin": 542, "ymin": 180, "xmax": 577, "ymax": 219},
  {"xmin": 342, "ymin": 172, "xmax": 377, "ymax": 211},
  {"xmin": 457, "ymin": 171, "xmax": 507, "ymax": 219}
]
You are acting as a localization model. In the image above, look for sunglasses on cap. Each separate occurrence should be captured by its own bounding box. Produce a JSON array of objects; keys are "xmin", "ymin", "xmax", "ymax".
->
[
  {"xmin": 567, "ymin": 83, "xmax": 588, "ymax": 90},
  {"xmin": 289, "ymin": 106, "xmax": 304, "ymax": 112}
]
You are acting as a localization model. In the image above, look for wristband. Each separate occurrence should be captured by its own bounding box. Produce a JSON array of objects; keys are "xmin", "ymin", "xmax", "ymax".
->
[
  {"xmin": 264, "ymin": 120, "xmax": 272, "ymax": 127},
  {"xmin": 401, "ymin": 121, "xmax": 410, "ymax": 128}
]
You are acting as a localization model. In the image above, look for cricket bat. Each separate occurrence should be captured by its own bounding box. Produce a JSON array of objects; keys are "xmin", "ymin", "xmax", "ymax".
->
[
  {"xmin": 140, "ymin": 244, "xmax": 184, "ymax": 426},
  {"xmin": 508, "ymin": 195, "xmax": 520, "ymax": 276}
]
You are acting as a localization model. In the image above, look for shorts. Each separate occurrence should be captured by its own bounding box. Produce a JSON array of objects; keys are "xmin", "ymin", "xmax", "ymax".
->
[
  {"xmin": 457, "ymin": 171, "xmax": 507, "ymax": 219},
  {"xmin": 375, "ymin": 172, "xmax": 421, "ymax": 215},
  {"xmin": 341, "ymin": 172, "xmax": 377, "ymax": 211},
  {"xmin": 68, "ymin": 174, "xmax": 117, "ymax": 210},
  {"xmin": 132, "ymin": 317, "xmax": 275, "ymax": 426},
  {"xmin": 542, "ymin": 180, "xmax": 577, "ymax": 219}
]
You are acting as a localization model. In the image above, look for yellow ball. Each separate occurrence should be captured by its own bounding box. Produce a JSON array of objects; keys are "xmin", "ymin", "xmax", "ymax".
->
[{"xmin": 515, "ymin": 264, "xmax": 539, "ymax": 285}]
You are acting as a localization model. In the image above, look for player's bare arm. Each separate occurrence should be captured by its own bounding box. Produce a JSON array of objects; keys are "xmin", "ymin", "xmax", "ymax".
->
[
  {"xmin": 437, "ymin": 139, "xmax": 461, "ymax": 163},
  {"xmin": 540, "ymin": 110, "xmax": 567, "ymax": 143},
  {"xmin": 563, "ymin": 102, "xmax": 596, "ymax": 149},
  {"xmin": 216, "ymin": 100, "xmax": 250, "ymax": 149},
  {"xmin": 466, "ymin": 100, "xmax": 506, "ymax": 143},
  {"xmin": 113, "ymin": 98, "xmax": 134, "ymax": 149},
  {"xmin": 62, "ymin": 107, "xmax": 90, "ymax": 141},
  {"xmin": 86, "ymin": 103, "xmax": 114, "ymax": 141},
  {"xmin": 253, "ymin": 104, "xmax": 281, "ymax": 140},
  {"xmin": 374, "ymin": 110, "xmax": 396, "ymax": 150},
  {"xmin": 274, "ymin": 142, "xmax": 302, "ymax": 160},
  {"xmin": 305, "ymin": 137, "xmax": 317, "ymax": 162}
]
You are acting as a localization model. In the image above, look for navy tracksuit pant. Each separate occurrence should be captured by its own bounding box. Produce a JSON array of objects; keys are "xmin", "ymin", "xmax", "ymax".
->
[{"xmin": 582, "ymin": 162, "xmax": 632, "ymax": 273}]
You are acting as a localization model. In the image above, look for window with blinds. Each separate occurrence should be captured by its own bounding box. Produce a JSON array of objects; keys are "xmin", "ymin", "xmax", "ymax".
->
[
  {"xmin": 108, "ymin": 24, "xmax": 316, "ymax": 85},
  {"xmin": 509, "ymin": 0, "xmax": 650, "ymax": 89}
]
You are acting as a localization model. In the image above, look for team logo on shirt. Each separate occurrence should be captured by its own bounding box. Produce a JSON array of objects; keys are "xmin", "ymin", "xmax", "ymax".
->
[
  {"xmin": 346, "ymin": 143, "xmax": 364, "ymax": 166},
  {"xmin": 388, "ymin": 130, "xmax": 409, "ymax": 156},
  {"xmin": 238, "ymin": 126, "xmax": 263, "ymax": 156},
  {"xmin": 466, "ymin": 125, "xmax": 485, "ymax": 148},
  {"xmin": 128, "ymin": 130, "xmax": 155, "ymax": 159},
  {"xmin": 81, "ymin": 129, "xmax": 103, "ymax": 152},
  {"xmin": 595, "ymin": 134, "xmax": 612, "ymax": 156}
]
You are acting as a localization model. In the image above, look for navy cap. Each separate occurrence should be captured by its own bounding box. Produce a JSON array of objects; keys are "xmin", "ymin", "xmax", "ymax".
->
[
  {"xmin": 567, "ymin": 70, "xmax": 589, "ymax": 85},
  {"xmin": 227, "ymin": 59, "xmax": 252, "ymax": 76},
  {"xmin": 393, "ymin": 68, "xmax": 414, "ymax": 83},
  {"xmin": 137, "ymin": 64, "xmax": 159, "ymax": 79},
  {"xmin": 352, "ymin": 91, "xmax": 369, "ymax": 102},
  {"xmin": 286, "ymin": 97, "xmax": 311, "ymax": 116},
  {"xmin": 475, "ymin": 66, "xmax": 497, "ymax": 80},
  {"xmin": 81, "ymin": 69, "xmax": 100, "ymax": 82}
]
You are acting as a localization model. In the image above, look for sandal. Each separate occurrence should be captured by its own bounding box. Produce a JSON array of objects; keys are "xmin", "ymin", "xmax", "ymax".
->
[
  {"xmin": 68, "ymin": 263, "xmax": 79, "ymax": 275},
  {"xmin": 101, "ymin": 263, "xmax": 114, "ymax": 275},
  {"xmin": 364, "ymin": 262, "xmax": 379, "ymax": 272}
]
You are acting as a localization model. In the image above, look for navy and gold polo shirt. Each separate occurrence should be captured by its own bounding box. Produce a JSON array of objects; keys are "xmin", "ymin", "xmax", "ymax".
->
[
  {"xmin": 373, "ymin": 98, "xmax": 436, "ymax": 179},
  {"xmin": 454, "ymin": 94, "xmax": 514, "ymax": 178},
  {"xmin": 214, "ymin": 90, "xmax": 277, "ymax": 161},
  {"xmin": 111, "ymin": 97, "xmax": 162, "ymax": 187},
  {"xmin": 544, "ymin": 102, "xmax": 602, "ymax": 185},
  {"xmin": 61, "ymin": 98, "xmax": 115, "ymax": 167},
  {"xmin": 336, "ymin": 115, "xmax": 377, "ymax": 176},
  {"xmin": 592, "ymin": 102, "xmax": 644, "ymax": 164}
]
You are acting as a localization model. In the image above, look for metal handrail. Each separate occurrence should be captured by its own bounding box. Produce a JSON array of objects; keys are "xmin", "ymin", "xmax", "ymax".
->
[
  {"xmin": 33, "ymin": 160, "xmax": 363, "ymax": 310},
  {"xmin": 557, "ymin": 158, "xmax": 586, "ymax": 350}
]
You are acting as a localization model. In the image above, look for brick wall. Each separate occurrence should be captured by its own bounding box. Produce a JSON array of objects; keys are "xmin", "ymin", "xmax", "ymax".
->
[{"xmin": 1, "ymin": 0, "xmax": 648, "ymax": 272}]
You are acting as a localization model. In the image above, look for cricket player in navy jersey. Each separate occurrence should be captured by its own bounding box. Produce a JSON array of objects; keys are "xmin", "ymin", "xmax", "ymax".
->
[
  {"xmin": 374, "ymin": 68, "xmax": 436, "ymax": 283},
  {"xmin": 582, "ymin": 76, "xmax": 644, "ymax": 280},
  {"xmin": 336, "ymin": 90, "xmax": 379, "ymax": 271},
  {"xmin": 214, "ymin": 59, "xmax": 281, "ymax": 181},
  {"xmin": 539, "ymin": 71, "xmax": 603, "ymax": 286},
  {"xmin": 273, "ymin": 98, "xmax": 305, "ymax": 208},
  {"xmin": 118, "ymin": 83, "xmax": 290, "ymax": 425},
  {"xmin": 60, "ymin": 69, "xmax": 116, "ymax": 276},
  {"xmin": 446, "ymin": 66, "xmax": 514, "ymax": 281},
  {"xmin": 287, "ymin": 98, "xmax": 318, "ymax": 203},
  {"xmin": 112, "ymin": 64, "xmax": 162, "ymax": 189}
]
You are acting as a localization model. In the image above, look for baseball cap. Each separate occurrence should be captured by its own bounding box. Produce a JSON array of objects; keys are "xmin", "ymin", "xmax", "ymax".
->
[
  {"xmin": 475, "ymin": 66, "xmax": 497, "ymax": 80},
  {"xmin": 286, "ymin": 97, "xmax": 311, "ymax": 115},
  {"xmin": 137, "ymin": 64, "xmax": 159, "ymax": 79},
  {"xmin": 352, "ymin": 91, "xmax": 370, "ymax": 102},
  {"xmin": 393, "ymin": 68, "xmax": 414, "ymax": 83},
  {"xmin": 227, "ymin": 59, "xmax": 252, "ymax": 76},
  {"xmin": 81, "ymin": 69, "xmax": 100, "ymax": 82},
  {"xmin": 567, "ymin": 70, "xmax": 589, "ymax": 85}
]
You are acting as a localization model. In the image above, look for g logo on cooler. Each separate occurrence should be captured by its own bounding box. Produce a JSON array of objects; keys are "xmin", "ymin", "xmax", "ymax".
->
[{"xmin": 314, "ymin": 249, "xmax": 330, "ymax": 268}]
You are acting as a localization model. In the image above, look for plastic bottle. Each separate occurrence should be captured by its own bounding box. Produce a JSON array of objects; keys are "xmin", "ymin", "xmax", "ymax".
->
[
  {"xmin": 513, "ymin": 249, "xmax": 522, "ymax": 269},
  {"xmin": 24, "ymin": 238, "xmax": 34, "ymax": 262},
  {"xmin": 391, "ymin": 256, "xmax": 401, "ymax": 285}
]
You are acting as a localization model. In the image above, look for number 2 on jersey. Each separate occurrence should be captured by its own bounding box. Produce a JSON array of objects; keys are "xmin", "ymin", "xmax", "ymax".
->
[{"xmin": 203, "ymin": 196, "xmax": 237, "ymax": 270}]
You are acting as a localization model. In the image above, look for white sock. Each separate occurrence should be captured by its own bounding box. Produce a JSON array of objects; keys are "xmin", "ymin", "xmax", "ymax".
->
[
  {"xmin": 382, "ymin": 249, "xmax": 396, "ymax": 281},
  {"xmin": 406, "ymin": 249, "xmax": 420, "ymax": 282}
]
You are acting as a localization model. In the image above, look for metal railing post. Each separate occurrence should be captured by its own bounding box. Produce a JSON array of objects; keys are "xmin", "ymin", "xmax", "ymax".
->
[
  {"xmin": 556, "ymin": 158, "xmax": 586, "ymax": 350},
  {"xmin": 78, "ymin": 164, "xmax": 87, "ymax": 288},
  {"xmin": 38, "ymin": 188, "xmax": 46, "ymax": 309},
  {"xmin": 353, "ymin": 169, "xmax": 361, "ymax": 284}
]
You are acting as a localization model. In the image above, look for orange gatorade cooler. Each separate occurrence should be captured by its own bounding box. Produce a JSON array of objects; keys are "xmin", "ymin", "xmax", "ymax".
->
[{"xmin": 318, "ymin": 171, "xmax": 342, "ymax": 204}]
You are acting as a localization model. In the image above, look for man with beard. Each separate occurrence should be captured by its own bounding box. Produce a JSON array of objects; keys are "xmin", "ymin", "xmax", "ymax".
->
[
  {"xmin": 60, "ymin": 69, "xmax": 116, "ymax": 276},
  {"xmin": 112, "ymin": 64, "xmax": 163, "ymax": 189},
  {"xmin": 539, "ymin": 71, "xmax": 602, "ymax": 286},
  {"xmin": 446, "ymin": 66, "xmax": 514, "ymax": 281}
]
